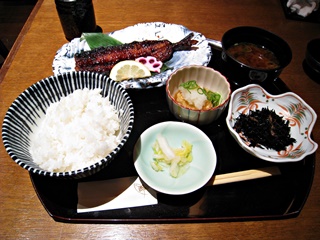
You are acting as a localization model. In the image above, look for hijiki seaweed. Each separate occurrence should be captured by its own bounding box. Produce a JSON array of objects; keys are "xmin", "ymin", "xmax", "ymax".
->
[{"xmin": 233, "ymin": 108, "xmax": 296, "ymax": 151}]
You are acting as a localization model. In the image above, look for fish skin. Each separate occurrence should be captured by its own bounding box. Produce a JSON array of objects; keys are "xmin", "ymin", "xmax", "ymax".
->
[{"xmin": 74, "ymin": 33, "xmax": 197, "ymax": 74}]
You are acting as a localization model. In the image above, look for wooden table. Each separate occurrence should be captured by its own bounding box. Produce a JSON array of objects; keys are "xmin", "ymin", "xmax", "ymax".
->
[{"xmin": 1, "ymin": 0, "xmax": 319, "ymax": 239}]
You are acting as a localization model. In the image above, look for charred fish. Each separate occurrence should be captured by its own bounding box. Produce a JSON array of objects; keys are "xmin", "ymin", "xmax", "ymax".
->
[{"xmin": 74, "ymin": 33, "xmax": 197, "ymax": 74}]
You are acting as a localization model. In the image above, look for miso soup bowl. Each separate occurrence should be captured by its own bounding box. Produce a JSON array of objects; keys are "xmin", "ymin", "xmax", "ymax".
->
[
  {"xmin": 221, "ymin": 26, "xmax": 292, "ymax": 86},
  {"xmin": 166, "ymin": 65, "xmax": 231, "ymax": 125}
]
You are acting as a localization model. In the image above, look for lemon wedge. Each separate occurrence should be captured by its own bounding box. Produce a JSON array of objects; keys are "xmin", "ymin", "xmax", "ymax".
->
[{"xmin": 109, "ymin": 60, "xmax": 151, "ymax": 81}]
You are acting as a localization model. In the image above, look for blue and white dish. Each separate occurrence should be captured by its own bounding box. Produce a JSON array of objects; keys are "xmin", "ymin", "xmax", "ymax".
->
[
  {"xmin": 2, "ymin": 71, "xmax": 134, "ymax": 179},
  {"xmin": 52, "ymin": 22, "xmax": 212, "ymax": 89}
]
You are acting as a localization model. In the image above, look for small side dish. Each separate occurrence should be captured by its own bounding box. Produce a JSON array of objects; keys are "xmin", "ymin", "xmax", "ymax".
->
[
  {"xmin": 166, "ymin": 65, "xmax": 231, "ymax": 125},
  {"xmin": 174, "ymin": 80, "xmax": 221, "ymax": 110},
  {"xmin": 226, "ymin": 84, "xmax": 318, "ymax": 162},
  {"xmin": 151, "ymin": 134, "xmax": 193, "ymax": 178},
  {"xmin": 133, "ymin": 121, "xmax": 216, "ymax": 195},
  {"xmin": 233, "ymin": 107, "xmax": 296, "ymax": 151}
]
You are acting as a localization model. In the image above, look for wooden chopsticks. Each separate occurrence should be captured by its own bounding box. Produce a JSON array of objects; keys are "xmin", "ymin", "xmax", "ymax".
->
[{"xmin": 210, "ymin": 166, "xmax": 281, "ymax": 185}]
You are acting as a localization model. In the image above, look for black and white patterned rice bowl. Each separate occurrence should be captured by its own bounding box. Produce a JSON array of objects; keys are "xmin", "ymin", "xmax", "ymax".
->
[{"xmin": 2, "ymin": 71, "xmax": 134, "ymax": 179}]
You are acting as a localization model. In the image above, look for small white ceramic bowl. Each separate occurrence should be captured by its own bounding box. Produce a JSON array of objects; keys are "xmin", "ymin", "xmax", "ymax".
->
[
  {"xmin": 133, "ymin": 121, "xmax": 217, "ymax": 195},
  {"xmin": 2, "ymin": 71, "xmax": 134, "ymax": 179},
  {"xmin": 226, "ymin": 84, "xmax": 318, "ymax": 162},
  {"xmin": 166, "ymin": 65, "xmax": 231, "ymax": 125}
]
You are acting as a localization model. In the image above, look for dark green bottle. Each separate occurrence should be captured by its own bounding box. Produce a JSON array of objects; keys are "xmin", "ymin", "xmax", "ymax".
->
[{"xmin": 55, "ymin": 0, "xmax": 102, "ymax": 41}]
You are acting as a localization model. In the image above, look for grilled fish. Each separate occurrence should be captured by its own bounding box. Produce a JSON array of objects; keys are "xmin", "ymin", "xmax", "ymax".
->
[{"xmin": 74, "ymin": 33, "xmax": 197, "ymax": 74}]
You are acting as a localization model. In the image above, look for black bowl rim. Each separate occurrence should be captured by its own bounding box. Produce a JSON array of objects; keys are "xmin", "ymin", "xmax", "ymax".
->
[
  {"xmin": 221, "ymin": 26, "xmax": 292, "ymax": 71},
  {"xmin": 306, "ymin": 38, "xmax": 320, "ymax": 71}
]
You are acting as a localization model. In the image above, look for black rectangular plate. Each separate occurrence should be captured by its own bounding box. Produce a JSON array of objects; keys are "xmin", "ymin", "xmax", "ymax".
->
[{"xmin": 29, "ymin": 46, "xmax": 315, "ymax": 223}]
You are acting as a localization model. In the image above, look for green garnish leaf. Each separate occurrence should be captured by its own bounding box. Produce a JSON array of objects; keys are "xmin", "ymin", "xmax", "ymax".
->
[
  {"xmin": 81, "ymin": 33, "xmax": 122, "ymax": 49},
  {"xmin": 179, "ymin": 80, "xmax": 199, "ymax": 93},
  {"xmin": 180, "ymin": 80, "xmax": 221, "ymax": 107},
  {"xmin": 205, "ymin": 90, "xmax": 221, "ymax": 106},
  {"xmin": 160, "ymin": 63, "xmax": 172, "ymax": 72}
]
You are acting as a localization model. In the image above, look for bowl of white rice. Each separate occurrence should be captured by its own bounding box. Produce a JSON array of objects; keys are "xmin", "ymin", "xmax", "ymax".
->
[
  {"xmin": 2, "ymin": 71, "xmax": 134, "ymax": 179},
  {"xmin": 166, "ymin": 65, "xmax": 231, "ymax": 125}
]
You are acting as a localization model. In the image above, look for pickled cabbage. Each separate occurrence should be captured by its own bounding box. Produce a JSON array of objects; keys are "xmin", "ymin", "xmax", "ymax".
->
[{"xmin": 151, "ymin": 134, "xmax": 193, "ymax": 178}]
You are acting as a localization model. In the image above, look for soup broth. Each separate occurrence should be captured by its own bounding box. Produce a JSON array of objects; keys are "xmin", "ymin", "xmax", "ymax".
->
[{"xmin": 227, "ymin": 42, "xmax": 280, "ymax": 70}]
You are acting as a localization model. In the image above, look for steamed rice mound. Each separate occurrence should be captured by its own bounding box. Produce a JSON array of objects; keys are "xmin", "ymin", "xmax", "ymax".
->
[{"xmin": 29, "ymin": 88, "xmax": 120, "ymax": 172}]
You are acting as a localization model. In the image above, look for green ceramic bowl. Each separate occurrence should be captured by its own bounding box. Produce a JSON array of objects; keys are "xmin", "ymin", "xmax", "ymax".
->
[{"xmin": 133, "ymin": 121, "xmax": 216, "ymax": 195}]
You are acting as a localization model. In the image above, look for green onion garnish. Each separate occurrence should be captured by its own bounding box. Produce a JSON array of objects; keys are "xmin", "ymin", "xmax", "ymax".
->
[
  {"xmin": 180, "ymin": 80, "xmax": 221, "ymax": 107},
  {"xmin": 179, "ymin": 80, "xmax": 199, "ymax": 93},
  {"xmin": 205, "ymin": 89, "xmax": 221, "ymax": 106}
]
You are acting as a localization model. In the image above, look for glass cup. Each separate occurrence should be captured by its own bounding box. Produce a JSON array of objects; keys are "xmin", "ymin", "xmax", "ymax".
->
[{"xmin": 55, "ymin": 0, "xmax": 102, "ymax": 41}]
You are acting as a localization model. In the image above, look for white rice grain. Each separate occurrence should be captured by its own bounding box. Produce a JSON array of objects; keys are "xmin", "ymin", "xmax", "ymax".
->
[{"xmin": 29, "ymin": 88, "xmax": 120, "ymax": 172}]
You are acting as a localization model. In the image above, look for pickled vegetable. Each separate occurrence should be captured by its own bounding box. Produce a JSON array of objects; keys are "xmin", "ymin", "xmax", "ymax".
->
[{"xmin": 151, "ymin": 134, "xmax": 193, "ymax": 178}]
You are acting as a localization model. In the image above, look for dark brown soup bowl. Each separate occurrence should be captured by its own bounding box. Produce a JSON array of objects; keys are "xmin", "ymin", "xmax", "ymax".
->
[
  {"xmin": 303, "ymin": 38, "xmax": 320, "ymax": 83},
  {"xmin": 221, "ymin": 26, "xmax": 292, "ymax": 86}
]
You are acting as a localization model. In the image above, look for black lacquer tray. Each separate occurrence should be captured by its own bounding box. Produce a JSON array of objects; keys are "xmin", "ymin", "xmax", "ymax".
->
[{"xmin": 29, "ymin": 46, "xmax": 316, "ymax": 223}]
